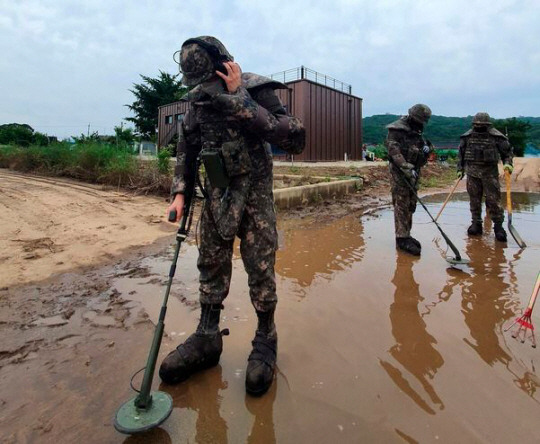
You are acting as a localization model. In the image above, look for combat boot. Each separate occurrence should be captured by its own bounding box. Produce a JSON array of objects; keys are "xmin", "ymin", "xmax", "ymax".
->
[
  {"xmin": 409, "ymin": 236, "xmax": 422, "ymax": 251},
  {"xmin": 159, "ymin": 303, "xmax": 227, "ymax": 385},
  {"xmin": 467, "ymin": 221, "xmax": 483, "ymax": 236},
  {"xmin": 396, "ymin": 237, "xmax": 421, "ymax": 256},
  {"xmin": 246, "ymin": 309, "xmax": 277, "ymax": 396},
  {"xmin": 494, "ymin": 222, "xmax": 507, "ymax": 242}
]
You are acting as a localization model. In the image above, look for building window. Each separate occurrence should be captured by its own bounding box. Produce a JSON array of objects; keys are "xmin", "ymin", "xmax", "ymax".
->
[
  {"xmin": 165, "ymin": 115, "xmax": 173, "ymax": 124},
  {"xmin": 175, "ymin": 114, "xmax": 184, "ymax": 122}
]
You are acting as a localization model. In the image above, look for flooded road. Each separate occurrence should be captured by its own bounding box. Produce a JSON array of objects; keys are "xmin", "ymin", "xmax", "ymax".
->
[{"xmin": 1, "ymin": 193, "xmax": 540, "ymax": 443}]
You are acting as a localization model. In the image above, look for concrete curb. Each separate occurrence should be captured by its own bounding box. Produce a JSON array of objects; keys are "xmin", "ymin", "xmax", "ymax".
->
[{"xmin": 273, "ymin": 177, "xmax": 362, "ymax": 209}]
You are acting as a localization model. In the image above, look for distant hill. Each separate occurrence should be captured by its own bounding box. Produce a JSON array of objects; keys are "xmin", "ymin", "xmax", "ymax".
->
[{"xmin": 363, "ymin": 114, "xmax": 540, "ymax": 147}]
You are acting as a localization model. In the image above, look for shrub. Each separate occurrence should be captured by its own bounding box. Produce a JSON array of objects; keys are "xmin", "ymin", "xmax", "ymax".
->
[
  {"xmin": 0, "ymin": 141, "xmax": 175, "ymax": 195},
  {"xmin": 368, "ymin": 144, "xmax": 388, "ymax": 160},
  {"xmin": 0, "ymin": 145, "xmax": 20, "ymax": 168},
  {"xmin": 156, "ymin": 147, "xmax": 172, "ymax": 175}
]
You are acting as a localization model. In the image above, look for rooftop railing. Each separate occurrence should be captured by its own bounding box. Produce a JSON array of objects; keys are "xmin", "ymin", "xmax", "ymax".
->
[{"xmin": 268, "ymin": 66, "xmax": 352, "ymax": 94}]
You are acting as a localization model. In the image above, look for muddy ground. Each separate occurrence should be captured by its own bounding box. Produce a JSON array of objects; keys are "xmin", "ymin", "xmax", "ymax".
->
[{"xmin": 0, "ymin": 161, "xmax": 539, "ymax": 443}]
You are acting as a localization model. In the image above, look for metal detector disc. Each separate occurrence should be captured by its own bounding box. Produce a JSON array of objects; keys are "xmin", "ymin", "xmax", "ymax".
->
[
  {"xmin": 446, "ymin": 257, "xmax": 470, "ymax": 266},
  {"xmin": 114, "ymin": 391, "xmax": 173, "ymax": 434}
]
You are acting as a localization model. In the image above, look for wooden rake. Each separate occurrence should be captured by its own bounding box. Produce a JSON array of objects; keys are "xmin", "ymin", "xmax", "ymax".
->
[
  {"xmin": 505, "ymin": 272, "xmax": 540, "ymax": 348},
  {"xmin": 434, "ymin": 177, "xmax": 462, "ymax": 222}
]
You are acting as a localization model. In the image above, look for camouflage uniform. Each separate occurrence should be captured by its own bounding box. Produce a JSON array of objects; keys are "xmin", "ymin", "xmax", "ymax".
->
[
  {"xmin": 385, "ymin": 116, "xmax": 430, "ymax": 238},
  {"xmin": 457, "ymin": 125, "xmax": 513, "ymax": 225},
  {"xmin": 161, "ymin": 36, "xmax": 305, "ymax": 396},
  {"xmin": 172, "ymin": 73, "xmax": 305, "ymax": 311}
]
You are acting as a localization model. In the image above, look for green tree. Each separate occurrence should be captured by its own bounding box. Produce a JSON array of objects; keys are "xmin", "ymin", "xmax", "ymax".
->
[
  {"xmin": 114, "ymin": 125, "xmax": 135, "ymax": 146},
  {"xmin": 72, "ymin": 131, "xmax": 101, "ymax": 144},
  {"xmin": 0, "ymin": 123, "xmax": 50, "ymax": 146},
  {"xmin": 126, "ymin": 71, "xmax": 187, "ymax": 139},
  {"xmin": 493, "ymin": 117, "xmax": 531, "ymax": 157}
]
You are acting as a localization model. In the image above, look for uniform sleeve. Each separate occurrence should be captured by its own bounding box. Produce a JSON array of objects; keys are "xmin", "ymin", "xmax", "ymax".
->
[
  {"xmin": 497, "ymin": 138, "xmax": 513, "ymax": 166},
  {"xmin": 385, "ymin": 129, "xmax": 407, "ymax": 167},
  {"xmin": 211, "ymin": 86, "xmax": 305, "ymax": 155},
  {"xmin": 170, "ymin": 111, "xmax": 201, "ymax": 198},
  {"xmin": 457, "ymin": 138, "xmax": 466, "ymax": 172}
]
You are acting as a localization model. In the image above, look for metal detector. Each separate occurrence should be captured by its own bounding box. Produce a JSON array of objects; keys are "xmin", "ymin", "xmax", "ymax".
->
[
  {"xmin": 114, "ymin": 189, "xmax": 195, "ymax": 434},
  {"xmin": 390, "ymin": 159, "xmax": 469, "ymax": 266},
  {"xmin": 504, "ymin": 170, "xmax": 527, "ymax": 248}
]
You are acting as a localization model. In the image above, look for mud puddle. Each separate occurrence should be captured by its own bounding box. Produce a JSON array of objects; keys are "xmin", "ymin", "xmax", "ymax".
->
[{"xmin": 1, "ymin": 193, "xmax": 540, "ymax": 443}]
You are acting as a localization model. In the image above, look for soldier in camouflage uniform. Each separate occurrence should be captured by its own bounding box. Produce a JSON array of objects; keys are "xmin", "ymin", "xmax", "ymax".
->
[
  {"xmin": 385, "ymin": 104, "xmax": 433, "ymax": 256},
  {"xmin": 457, "ymin": 112, "xmax": 513, "ymax": 242},
  {"xmin": 159, "ymin": 36, "xmax": 305, "ymax": 396}
]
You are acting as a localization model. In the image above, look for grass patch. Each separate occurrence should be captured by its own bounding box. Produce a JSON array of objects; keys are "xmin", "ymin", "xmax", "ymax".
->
[{"xmin": 0, "ymin": 142, "xmax": 173, "ymax": 195}]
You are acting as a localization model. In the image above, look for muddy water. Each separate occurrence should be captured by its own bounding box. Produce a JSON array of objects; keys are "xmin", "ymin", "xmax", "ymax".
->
[
  {"xmin": 111, "ymin": 192, "xmax": 540, "ymax": 443},
  {"xmin": 2, "ymin": 193, "xmax": 540, "ymax": 443}
]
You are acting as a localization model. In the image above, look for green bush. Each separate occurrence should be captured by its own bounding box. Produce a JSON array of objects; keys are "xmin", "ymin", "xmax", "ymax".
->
[
  {"xmin": 367, "ymin": 144, "xmax": 388, "ymax": 160},
  {"xmin": 156, "ymin": 147, "xmax": 172, "ymax": 175},
  {"xmin": 100, "ymin": 150, "xmax": 137, "ymax": 186},
  {"xmin": 0, "ymin": 145, "xmax": 20, "ymax": 168},
  {"xmin": 0, "ymin": 141, "xmax": 174, "ymax": 195}
]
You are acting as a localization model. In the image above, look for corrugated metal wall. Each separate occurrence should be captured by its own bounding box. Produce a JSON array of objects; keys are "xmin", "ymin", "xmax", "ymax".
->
[
  {"xmin": 158, "ymin": 79, "xmax": 363, "ymax": 161},
  {"xmin": 158, "ymin": 101, "xmax": 189, "ymax": 148},
  {"xmin": 276, "ymin": 80, "xmax": 363, "ymax": 161}
]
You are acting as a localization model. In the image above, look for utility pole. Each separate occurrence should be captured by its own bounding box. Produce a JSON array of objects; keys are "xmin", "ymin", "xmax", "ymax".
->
[{"xmin": 87, "ymin": 123, "xmax": 90, "ymax": 137}]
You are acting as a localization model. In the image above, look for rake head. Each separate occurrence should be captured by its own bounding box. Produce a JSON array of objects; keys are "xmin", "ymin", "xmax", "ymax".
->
[{"xmin": 505, "ymin": 308, "xmax": 537, "ymax": 348}]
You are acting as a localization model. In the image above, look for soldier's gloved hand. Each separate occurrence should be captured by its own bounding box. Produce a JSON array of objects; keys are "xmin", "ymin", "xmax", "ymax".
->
[
  {"xmin": 503, "ymin": 164, "xmax": 513, "ymax": 174},
  {"xmin": 457, "ymin": 171, "xmax": 464, "ymax": 179},
  {"xmin": 400, "ymin": 162, "xmax": 417, "ymax": 180}
]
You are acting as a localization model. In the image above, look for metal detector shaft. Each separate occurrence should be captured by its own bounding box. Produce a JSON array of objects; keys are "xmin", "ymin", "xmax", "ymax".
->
[
  {"xmin": 505, "ymin": 170, "xmax": 526, "ymax": 248},
  {"xmin": 134, "ymin": 191, "xmax": 194, "ymax": 409},
  {"xmin": 389, "ymin": 159, "xmax": 464, "ymax": 262}
]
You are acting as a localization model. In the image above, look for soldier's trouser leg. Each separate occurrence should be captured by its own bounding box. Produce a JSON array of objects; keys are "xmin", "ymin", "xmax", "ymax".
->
[
  {"xmin": 238, "ymin": 176, "xmax": 278, "ymax": 312},
  {"xmin": 198, "ymin": 206, "xmax": 235, "ymax": 305},
  {"xmin": 238, "ymin": 176, "xmax": 278, "ymax": 396},
  {"xmin": 483, "ymin": 175, "xmax": 504, "ymax": 224},
  {"xmin": 467, "ymin": 176, "xmax": 483, "ymax": 223},
  {"xmin": 160, "ymin": 208, "xmax": 232, "ymax": 385},
  {"xmin": 391, "ymin": 176, "xmax": 414, "ymax": 238}
]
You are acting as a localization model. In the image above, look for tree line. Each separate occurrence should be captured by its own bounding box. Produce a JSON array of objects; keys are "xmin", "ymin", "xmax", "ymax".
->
[{"xmin": 363, "ymin": 114, "xmax": 537, "ymax": 157}]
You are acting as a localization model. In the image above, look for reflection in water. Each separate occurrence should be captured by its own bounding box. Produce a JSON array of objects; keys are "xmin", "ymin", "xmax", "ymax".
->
[
  {"xmin": 461, "ymin": 236, "xmax": 540, "ymax": 399},
  {"xmin": 245, "ymin": 379, "xmax": 277, "ymax": 444},
  {"xmin": 123, "ymin": 427, "xmax": 172, "ymax": 444},
  {"xmin": 422, "ymin": 267, "xmax": 463, "ymax": 317},
  {"xmin": 381, "ymin": 254, "xmax": 445, "ymax": 414},
  {"xmin": 503, "ymin": 191, "xmax": 540, "ymax": 213},
  {"xmin": 461, "ymin": 237, "xmax": 513, "ymax": 366},
  {"xmin": 160, "ymin": 366, "xmax": 228, "ymax": 444},
  {"xmin": 276, "ymin": 216, "xmax": 365, "ymax": 288}
]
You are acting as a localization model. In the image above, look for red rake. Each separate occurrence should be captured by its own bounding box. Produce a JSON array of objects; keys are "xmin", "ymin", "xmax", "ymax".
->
[{"xmin": 505, "ymin": 272, "xmax": 540, "ymax": 348}]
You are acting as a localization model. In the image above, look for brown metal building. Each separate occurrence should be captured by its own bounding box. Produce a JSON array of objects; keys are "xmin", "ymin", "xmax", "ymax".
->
[{"xmin": 157, "ymin": 66, "xmax": 363, "ymax": 161}]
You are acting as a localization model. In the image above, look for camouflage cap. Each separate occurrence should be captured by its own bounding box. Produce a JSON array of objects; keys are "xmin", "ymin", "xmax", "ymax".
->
[
  {"xmin": 472, "ymin": 112, "xmax": 492, "ymax": 126},
  {"xmin": 408, "ymin": 104, "xmax": 432, "ymax": 124},
  {"xmin": 178, "ymin": 36, "xmax": 233, "ymax": 87}
]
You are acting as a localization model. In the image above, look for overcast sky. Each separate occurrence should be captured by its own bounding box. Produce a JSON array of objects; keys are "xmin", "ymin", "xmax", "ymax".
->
[{"xmin": 1, "ymin": 0, "xmax": 539, "ymax": 138}]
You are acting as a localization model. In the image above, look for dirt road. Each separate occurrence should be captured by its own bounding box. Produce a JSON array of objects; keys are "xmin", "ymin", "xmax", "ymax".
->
[{"xmin": 0, "ymin": 169, "xmax": 175, "ymax": 288}]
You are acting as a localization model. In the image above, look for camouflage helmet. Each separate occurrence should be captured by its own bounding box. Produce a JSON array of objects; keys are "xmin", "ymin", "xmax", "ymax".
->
[
  {"xmin": 176, "ymin": 36, "xmax": 233, "ymax": 87},
  {"xmin": 408, "ymin": 104, "xmax": 432, "ymax": 124},
  {"xmin": 472, "ymin": 112, "xmax": 492, "ymax": 126}
]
